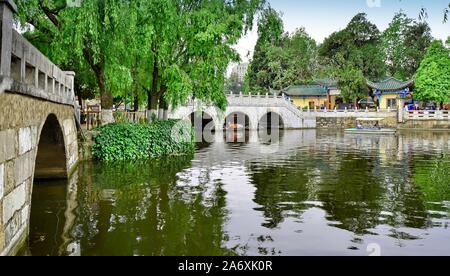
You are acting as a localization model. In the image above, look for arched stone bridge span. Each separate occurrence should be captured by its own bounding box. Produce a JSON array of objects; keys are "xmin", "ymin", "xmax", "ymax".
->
[
  {"xmin": 169, "ymin": 93, "xmax": 317, "ymax": 130},
  {"xmin": 0, "ymin": 0, "xmax": 78, "ymax": 256}
]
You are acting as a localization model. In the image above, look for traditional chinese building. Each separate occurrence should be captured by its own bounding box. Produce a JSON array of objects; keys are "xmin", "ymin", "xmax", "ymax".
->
[
  {"xmin": 276, "ymin": 79, "xmax": 341, "ymax": 109},
  {"xmin": 316, "ymin": 78, "xmax": 341, "ymax": 109},
  {"xmin": 367, "ymin": 77, "xmax": 414, "ymax": 109},
  {"xmin": 279, "ymin": 85, "xmax": 329, "ymax": 109}
]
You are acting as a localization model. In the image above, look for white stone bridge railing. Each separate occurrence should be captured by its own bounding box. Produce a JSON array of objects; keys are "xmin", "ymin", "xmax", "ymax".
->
[
  {"xmin": 184, "ymin": 92, "xmax": 315, "ymax": 119},
  {"xmin": 0, "ymin": 0, "xmax": 75, "ymax": 107},
  {"xmin": 404, "ymin": 110, "xmax": 450, "ymax": 120},
  {"xmin": 183, "ymin": 93, "xmax": 399, "ymax": 119}
]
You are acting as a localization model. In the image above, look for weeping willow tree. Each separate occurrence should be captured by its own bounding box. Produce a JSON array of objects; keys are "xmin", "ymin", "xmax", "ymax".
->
[
  {"xmin": 127, "ymin": 0, "xmax": 264, "ymax": 121},
  {"xmin": 16, "ymin": 0, "xmax": 135, "ymax": 123},
  {"xmin": 16, "ymin": 0, "xmax": 264, "ymax": 123}
]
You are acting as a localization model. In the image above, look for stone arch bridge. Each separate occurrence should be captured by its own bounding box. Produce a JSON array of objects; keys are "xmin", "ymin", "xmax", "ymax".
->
[
  {"xmin": 0, "ymin": 0, "xmax": 78, "ymax": 255},
  {"xmin": 169, "ymin": 93, "xmax": 317, "ymax": 130}
]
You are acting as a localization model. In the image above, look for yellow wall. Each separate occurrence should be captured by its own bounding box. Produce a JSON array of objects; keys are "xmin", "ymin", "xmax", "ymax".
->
[
  {"xmin": 290, "ymin": 97, "xmax": 328, "ymax": 109},
  {"xmin": 330, "ymin": 96, "xmax": 336, "ymax": 109},
  {"xmin": 380, "ymin": 94, "xmax": 399, "ymax": 109}
]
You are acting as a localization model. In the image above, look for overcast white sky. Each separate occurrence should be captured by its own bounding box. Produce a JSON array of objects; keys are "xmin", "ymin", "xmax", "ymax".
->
[{"xmin": 228, "ymin": 0, "xmax": 450, "ymax": 74}]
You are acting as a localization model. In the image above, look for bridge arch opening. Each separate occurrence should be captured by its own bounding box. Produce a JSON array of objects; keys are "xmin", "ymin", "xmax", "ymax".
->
[
  {"xmin": 223, "ymin": 112, "xmax": 250, "ymax": 130},
  {"xmin": 188, "ymin": 111, "xmax": 216, "ymax": 132},
  {"xmin": 223, "ymin": 112, "xmax": 251, "ymax": 144},
  {"xmin": 258, "ymin": 112, "xmax": 285, "ymax": 130},
  {"xmin": 34, "ymin": 114, "xmax": 68, "ymax": 179},
  {"xmin": 28, "ymin": 114, "xmax": 69, "ymax": 255}
]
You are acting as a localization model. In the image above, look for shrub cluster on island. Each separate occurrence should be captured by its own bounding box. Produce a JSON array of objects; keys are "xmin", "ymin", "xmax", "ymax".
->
[{"xmin": 92, "ymin": 120, "xmax": 195, "ymax": 162}]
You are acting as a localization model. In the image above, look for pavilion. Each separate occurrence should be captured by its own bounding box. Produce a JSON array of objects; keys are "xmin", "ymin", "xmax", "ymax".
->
[{"xmin": 367, "ymin": 77, "xmax": 414, "ymax": 109}]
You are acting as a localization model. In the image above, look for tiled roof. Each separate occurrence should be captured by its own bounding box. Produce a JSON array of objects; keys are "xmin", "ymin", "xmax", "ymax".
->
[
  {"xmin": 282, "ymin": 85, "xmax": 328, "ymax": 97},
  {"xmin": 315, "ymin": 78, "xmax": 338, "ymax": 88},
  {"xmin": 367, "ymin": 77, "xmax": 413, "ymax": 91}
]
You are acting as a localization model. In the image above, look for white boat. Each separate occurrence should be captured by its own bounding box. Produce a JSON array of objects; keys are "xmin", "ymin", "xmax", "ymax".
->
[{"xmin": 345, "ymin": 118, "xmax": 397, "ymax": 135}]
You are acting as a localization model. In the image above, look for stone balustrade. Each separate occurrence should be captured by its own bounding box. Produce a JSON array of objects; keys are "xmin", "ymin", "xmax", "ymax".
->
[
  {"xmin": 405, "ymin": 110, "xmax": 450, "ymax": 120},
  {"xmin": 0, "ymin": 0, "xmax": 75, "ymax": 107}
]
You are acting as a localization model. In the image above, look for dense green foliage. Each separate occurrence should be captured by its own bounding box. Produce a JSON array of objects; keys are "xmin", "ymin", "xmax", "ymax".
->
[
  {"xmin": 122, "ymin": 0, "xmax": 264, "ymax": 113},
  {"xmin": 246, "ymin": 8, "xmax": 317, "ymax": 92},
  {"xmin": 92, "ymin": 120, "xmax": 195, "ymax": 161},
  {"xmin": 245, "ymin": 7, "xmax": 285, "ymax": 92},
  {"xmin": 414, "ymin": 40, "xmax": 450, "ymax": 104},
  {"xmin": 318, "ymin": 13, "xmax": 385, "ymax": 81},
  {"xmin": 381, "ymin": 12, "xmax": 432, "ymax": 79},
  {"xmin": 16, "ymin": 0, "xmax": 264, "ymax": 113},
  {"xmin": 333, "ymin": 66, "xmax": 367, "ymax": 105},
  {"xmin": 246, "ymin": 9, "xmax": 441, "ymax": 105},
  {"xmin": 15, "ymin": 1, "xmax": 447, "ymax": 110},
  {"xmin": 16, "ymin": 0, "xmax": 134, "ymax": 109}
]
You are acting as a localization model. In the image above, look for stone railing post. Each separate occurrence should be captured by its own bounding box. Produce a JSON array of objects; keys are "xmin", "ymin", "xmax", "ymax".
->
[
  {"xmin": 397, "ymin": 98, "xmax": 405, "ymax": 123},
  {"xmin": 0, "ymin": 0, "xmax": 17, "ymax": 76},
  {"xmin": 64, "ymin": 71, "xmax": 76, "ymax": 100}
]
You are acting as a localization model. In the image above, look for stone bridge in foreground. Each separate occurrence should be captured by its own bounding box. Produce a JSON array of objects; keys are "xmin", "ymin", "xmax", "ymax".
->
[{"xmin": 0, "ymin": 0, "xmax": 78, "ymax": 255}]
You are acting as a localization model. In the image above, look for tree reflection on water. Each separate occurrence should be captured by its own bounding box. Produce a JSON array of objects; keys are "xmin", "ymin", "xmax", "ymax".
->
[{"xmin": 27, "ymin": 130, "xmax": 450, "ymax": 256}]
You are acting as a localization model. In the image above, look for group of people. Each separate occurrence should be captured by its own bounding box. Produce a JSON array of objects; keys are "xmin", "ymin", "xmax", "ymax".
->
[{"xmin": 356, "ymin": 122, "xmax": 381, "ymax": 130}]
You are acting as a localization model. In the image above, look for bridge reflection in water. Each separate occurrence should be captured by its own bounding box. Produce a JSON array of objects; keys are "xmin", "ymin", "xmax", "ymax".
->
[{"xmin": 25, "ymin": 130, "xmax": 450, "ymax": 256}]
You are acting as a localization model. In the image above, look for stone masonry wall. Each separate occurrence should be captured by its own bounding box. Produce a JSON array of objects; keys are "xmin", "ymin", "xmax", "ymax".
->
[
  {"xmin": 316, "ymin": 113, "xmax": 398, "ymax": 129},
  {"xmin": 0, "ymin": 93, "xmax": 78, "ymax": 256},
  {"xmin": 399, "ymin": 120, "xmax": 450, "ymax": 130}
]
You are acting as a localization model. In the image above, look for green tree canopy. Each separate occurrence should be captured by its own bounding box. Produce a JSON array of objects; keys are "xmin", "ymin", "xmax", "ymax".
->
[
  {"xmin": 16, "ymin": 0, "xmax": 136, "ymax": 110},
  {"xmin": 414, "ymin": 40, "xmax": 450, "ymax": 104},
  {"xmin": 245, "ymin": 7, "xmax": 284, "ymax": 92},
  {"xmin": 333, "ymin": 65, "xmax": 368, "ymax": 106},
  {"xmin": 381, "ymin": 12, "xmax": 432, "ymax": 80},
  {"xmin": 128, "ymin": 0, "xmax": 263, "ymax": 113},
  {"xmin": 15, "ymin": 0, "xmax": 264, "ymax": 116},
  {"xmin": 246, "ymin": 8, "xmax": 317, "ymax": 92},
  {"xmin": 318, "ymin": 13, "xmax": 385, "ymax": 80}
]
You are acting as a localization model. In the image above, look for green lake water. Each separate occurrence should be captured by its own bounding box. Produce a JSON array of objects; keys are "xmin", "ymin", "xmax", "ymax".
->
[{"xmin": 24, "ymin": 130, "xmax": 450, "ymax": 256}]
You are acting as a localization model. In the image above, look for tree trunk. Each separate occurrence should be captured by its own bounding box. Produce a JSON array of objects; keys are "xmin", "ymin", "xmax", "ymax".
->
[
  {"xmin": 162, "ymin": 96, "xmax": 168, "ymax": 121},
  {"xmin": 96, "ymin": 69, "xmax": 115, "ymax": 125},
  {"xmin": 147, "ymin": 57, "xmax": 159, "ymax": 123},
  {"xmin": 133, "ymin": 95, "xmax": 139, "ymax": 112},
  {"xmin": 83, "ymin": 48, "xmax": 114, "ymax": 124},
  {"xmin": 158, "ymin": 93, "xmax": 165, "ymax": 120},
  {"xmin": 98, "ymin": 76, "xmax": 113, "ymax": 110},
  {"xmin": 147, "ymin": 93, "xmax": 158, "ymax": 123}
]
